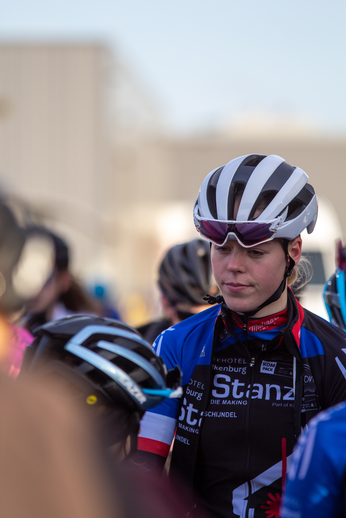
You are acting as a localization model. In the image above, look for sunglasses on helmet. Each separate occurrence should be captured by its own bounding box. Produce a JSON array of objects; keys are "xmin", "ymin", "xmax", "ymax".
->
[{"xmin": 194, "ymin": 212, "xmax": 282, "ymax": 248}]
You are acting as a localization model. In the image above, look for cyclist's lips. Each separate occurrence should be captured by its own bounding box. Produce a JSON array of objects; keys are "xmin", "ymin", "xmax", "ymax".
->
[{"xmin": 224, "ymin": 282, "xmax": 251, "ymax": 293}]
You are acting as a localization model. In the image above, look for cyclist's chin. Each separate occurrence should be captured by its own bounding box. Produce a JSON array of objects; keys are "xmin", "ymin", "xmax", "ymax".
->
[{"xmin": 222, "ymin": 293, "xmax": 258, "ymax": 314}]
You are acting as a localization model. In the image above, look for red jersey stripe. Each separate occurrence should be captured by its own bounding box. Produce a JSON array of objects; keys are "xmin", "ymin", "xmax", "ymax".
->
[{"xmin": 137, "ymin": 436, "xmax": 171, "ymax": 458}]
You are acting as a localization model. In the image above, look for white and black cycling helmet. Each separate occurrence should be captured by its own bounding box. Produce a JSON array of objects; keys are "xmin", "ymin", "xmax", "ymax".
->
[
  {"xmin": 194, "ymin": 153, "xmax": 318, "ymax": 248},
  {"xmin": 193, "ymin": 154, "xmax": 318, "ymax": 315},
  {"xmin": 20, "ymin": 315, "xmax": 182, "ymax": 413},
  {"xmin": 158, "ymin": 239, "xmax": 217, "ymax": 310}
]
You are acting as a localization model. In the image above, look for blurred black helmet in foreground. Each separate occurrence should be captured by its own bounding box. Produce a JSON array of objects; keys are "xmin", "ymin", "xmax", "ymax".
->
[
  {"xmin": 20, "ymin": 314, "xmax": 182, "ymax": 413},
  {"xmin": 19, "ymin": 314, "xmax": 182, "ymax": 451}
]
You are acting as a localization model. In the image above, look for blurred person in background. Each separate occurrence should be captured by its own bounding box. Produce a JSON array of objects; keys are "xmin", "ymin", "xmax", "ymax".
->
[
  {"xmin": 0, "ymin": 200, "xmax": 118, "ymax": 518},
  {"xmin": 0, "ymin": 197, "xmax": 202, "ymax": 518},
  {"xmin": 22, "ymin": 226, "xmax": 103, "ymax": 334},
  {"xmin": 90, "ymin": 281, "xmax": 123, "ymax": 321},
  {"xmin": 137, "ymin": 238, "xmax": 219, "ymax": 343},
  {"xmin": 0, "ymin": 199, "xmax": 55, "ymax": 377},
  {"xmin": 281, "ymin": 240, "xmax": 346, "ymax": 518},
  {"xmin": 136, "ymin": 154, "xmax": 346, "ymax": 518}
]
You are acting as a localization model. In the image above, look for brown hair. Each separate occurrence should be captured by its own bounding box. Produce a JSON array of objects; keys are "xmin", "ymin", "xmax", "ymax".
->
[{"xmin": 59, "ymin": 277, "xmax": 103, "ymax": 315}]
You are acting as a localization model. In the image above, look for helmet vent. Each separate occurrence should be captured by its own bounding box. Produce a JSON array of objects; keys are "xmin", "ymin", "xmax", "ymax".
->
[
  {"xmin": 248, "ymin": 161, "xmax": 296, "ymax": 220},
  {"xmin": 249, "ymin": 192, "xmax": 276, "ymax": 220},
  {"xmin": 241, "ymin": 155, "xmax": 266, "ymax": 167},
  {"xmin": 207, "ymin": 167, "xmax": 224, "ymax": 218},
  {"xmin": 285, "ymin": 185, "xmax": 314, "ymax": 221}
]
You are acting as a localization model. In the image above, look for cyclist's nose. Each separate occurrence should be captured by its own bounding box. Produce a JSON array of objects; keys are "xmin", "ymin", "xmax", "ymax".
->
[{"xmin": 226, "ymin": 247, "xmax": 246, "ymax": 272}]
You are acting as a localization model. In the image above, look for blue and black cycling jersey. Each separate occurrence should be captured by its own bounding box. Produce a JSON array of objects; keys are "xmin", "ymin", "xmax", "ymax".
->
[{"xmin": 138, "ymin": 289, "xmax": 346, "ymax": 518}]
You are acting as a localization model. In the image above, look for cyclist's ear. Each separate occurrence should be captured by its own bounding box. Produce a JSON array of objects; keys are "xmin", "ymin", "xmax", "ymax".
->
[{"xmin": 287, "ymin": 237, "xmax": 302, "ymax": 266}]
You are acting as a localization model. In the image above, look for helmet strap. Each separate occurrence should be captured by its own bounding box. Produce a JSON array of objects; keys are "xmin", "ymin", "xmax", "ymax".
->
[
  {"xmin": 123, "ymin": 412, "xmax": 141, "ymax": 459},
  {"xmin": 241, "ymin": 240, "xmax": 295, "ymax": 317},
  {"xmin": 128, "ymin": 432, "xmax": 139, "ymax": 458},
  {"xmin": 285, "ymin": 255, "xmax": 295, "ymax": 278},
  {"xmin": 204, "ymin": 293, "xmax": 224, "ymax": 305},
  {"xmin": 241, "ymin": 277, "xmax": 287, "ymax": 317}
]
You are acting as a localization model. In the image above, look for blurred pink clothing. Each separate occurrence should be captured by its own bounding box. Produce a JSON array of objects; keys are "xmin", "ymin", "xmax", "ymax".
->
[{"xmin": 4, "ymin": 324, "xmax": 34, "ymax": 378}]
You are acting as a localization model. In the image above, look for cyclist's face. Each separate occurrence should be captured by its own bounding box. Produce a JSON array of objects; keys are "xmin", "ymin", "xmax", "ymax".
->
[{"xmin": 211, "ymin": 238, "xmax": 301, "ymax": 317}]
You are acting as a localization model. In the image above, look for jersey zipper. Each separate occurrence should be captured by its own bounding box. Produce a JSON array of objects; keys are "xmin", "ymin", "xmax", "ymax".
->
[
  {"xmin": 245, "ymin": 355, "xmax": 256, "ymax": 517},
  {"xmin": 243, "ymin": 318, "xmax": 258, "ymax": 518}
]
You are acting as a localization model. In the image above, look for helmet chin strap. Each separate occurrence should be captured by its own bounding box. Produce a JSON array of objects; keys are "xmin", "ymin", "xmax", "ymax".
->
[{"xmin": 241, "ymin": 241, "xmax": 295, "ymax": 317}]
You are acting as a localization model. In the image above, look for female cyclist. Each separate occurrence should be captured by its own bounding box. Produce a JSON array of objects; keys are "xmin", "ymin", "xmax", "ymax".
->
[{"xmin": 136, "ymin": 154, "xmax": 346, "ymax": 518}]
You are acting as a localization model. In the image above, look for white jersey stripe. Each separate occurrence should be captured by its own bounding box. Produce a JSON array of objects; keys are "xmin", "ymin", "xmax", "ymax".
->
[{"xmin": 139, "ymin": 411, "xmax": 177, "ymax": 445}]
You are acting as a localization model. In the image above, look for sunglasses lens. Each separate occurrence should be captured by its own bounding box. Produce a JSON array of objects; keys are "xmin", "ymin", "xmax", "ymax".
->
[
  {"xmin": 198, "ymin": 220, "xmax": 229, "ymax": 244},
  {"xmin": 236, "ymin": 222, "xmax": 274, "ymax": 246},
  {"xmin": 198, "ymin": 220, "xmax": 274, "ymax": 247}
]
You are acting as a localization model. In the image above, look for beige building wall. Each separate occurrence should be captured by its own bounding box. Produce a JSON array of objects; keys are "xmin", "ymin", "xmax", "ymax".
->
[
  {"xmin": 0, "ymin": 43, "xmax": 111, "ymax": 276},
  {"xmin": 160, "ymin": 135, "xmax": 346, "ymax": 231}
]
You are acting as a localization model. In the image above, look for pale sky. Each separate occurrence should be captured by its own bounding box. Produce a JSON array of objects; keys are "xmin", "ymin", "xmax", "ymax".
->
[{"xmin": 0, "ymin": 0, "xmax": 345, "ymax": 135}]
